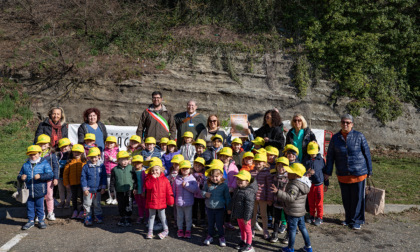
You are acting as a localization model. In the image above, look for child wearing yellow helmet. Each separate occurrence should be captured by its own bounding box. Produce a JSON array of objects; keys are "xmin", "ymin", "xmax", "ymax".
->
[
  {"xmin": 240, "ymin": 152, "xmax": 255, "ymax": 173},
  {"xmin": 83, "ymin": 133, "xmax": 98, "ymax": 158},
  {"xmin": 127, "ymin": 135, "xmax": 142, "ymax": 157},
  {"xmin": 193, "ymin": 139, "xmax": 213, "ymax": 165},
  {"xmin": 162, "ymin": 140, "xmax": 181, "ymax": 175},
  {"xmin": 56, "ymin": 138, "xmax": 72, "ymax": 209},
  {"xmin": 141, "ymin": 137, "xmax": 162, "ymax": 167},
  {"xmin": 180, "ymin": 131, "xmax": 196, "ymax": 167},
  {"xmin": 104, "ymin": 136, "xmax": 119, "ymax": 205},
  {"xmin": 192, "ymin": 157, "xmax": 206, "ymax": 227},
  {"xmin": 132, "ymin": 155, "xmax": 148, "ymax": 224},
  {"xmin": 159, "ymin": 137, "xmax": 169, "ymax": 156}
]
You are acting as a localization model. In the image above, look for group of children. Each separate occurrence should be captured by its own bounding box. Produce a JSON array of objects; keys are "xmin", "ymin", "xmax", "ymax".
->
[{"xmin": 19, "ymin": 131, "xmax": 329, "ymax": 252}]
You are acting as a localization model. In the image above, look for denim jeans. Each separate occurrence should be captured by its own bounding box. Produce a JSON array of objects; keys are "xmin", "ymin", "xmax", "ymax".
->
[
  {"xmin": 287, "ymin": 215, "xmax": 311, "ymax": 249},
  {"xmin": 207, "ymin": 208, "xmax": 225, "ymax": 237},
  {"xmin": 27, "ymin": 197, "xmax": 45, "ymax": 222}
]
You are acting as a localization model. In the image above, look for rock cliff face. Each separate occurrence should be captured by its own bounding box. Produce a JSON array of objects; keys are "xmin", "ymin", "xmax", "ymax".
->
[{"xmin": 23, "ymin": 52, "xmax": 420, "ymax": 152}]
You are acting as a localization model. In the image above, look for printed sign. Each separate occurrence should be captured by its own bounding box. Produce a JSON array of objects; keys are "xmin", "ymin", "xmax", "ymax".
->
[{"xmin": 230, "ymin": 114, "xmax": 248, "ymax": 137}]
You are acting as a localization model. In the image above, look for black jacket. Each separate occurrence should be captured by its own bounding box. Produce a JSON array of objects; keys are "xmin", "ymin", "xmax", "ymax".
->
[
  {"xmin": 34, "ymin": 118, "xmax": 68, "ymax": 146},
  {"xmin": 286, "ymin": 127, "xmax": 317, "ymax": 161},
  {"xmin": 229, "ymin": 178, "xmax": 258, "ymax": 221},
  {"xmin": 77, "ymin": 122, "xmax": 108, "ymax": 144},
  {"xmin": 254, "ymin": 124, "xmax": 285, "ymax": 152},
  {"xmin": 194, "ymin": 150, "xmax": 214, "ymax": 166}
]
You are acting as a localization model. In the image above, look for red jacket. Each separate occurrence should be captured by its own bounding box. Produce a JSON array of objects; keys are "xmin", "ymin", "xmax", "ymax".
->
[{"xmin": 145, "ymin": 172, "xmax": 174, "ymax": 209}]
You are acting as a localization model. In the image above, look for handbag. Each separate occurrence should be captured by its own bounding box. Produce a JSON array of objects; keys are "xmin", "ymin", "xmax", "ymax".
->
[
  {"xmin": 13, "ymin": 180, "xmax": 30, "ymax": 204},
  {"xmin": 365, "ymin": 177, "xmax": 385, "ymax": 215}
]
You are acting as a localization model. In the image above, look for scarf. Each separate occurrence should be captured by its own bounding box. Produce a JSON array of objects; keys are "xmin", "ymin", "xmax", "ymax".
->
[{"xmin": 50, "ymin": 119, "xmax": 62, "ymax": 148}]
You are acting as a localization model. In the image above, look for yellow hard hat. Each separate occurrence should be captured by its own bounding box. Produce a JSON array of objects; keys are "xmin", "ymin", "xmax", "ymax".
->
[
  {"xmin": 307, "ymin": 141, "xmax": 319, "ymax": 155},
  {"xmin": 234, "ymin": 170, "xmax": 251, "ymax": 182},
  {"xmin": 242, "ymin": 152, "xmax": 254, "ymax": 160},
  {"xmin": 283, "ymin": 144, "xmax": 299, "ymax": 156},
  {"xmin": 179, "ymin": 160, "xmax": 192, "ymax": 169},
  {"xmin": 117, "ymin": 150, "xmax": 130, "ymax": 159},
  {"xmin": 205, "ymin": 159, "xmax": 224, "ymax": 177},
  {"xmin": 160, "ymin": 137, "xmax": 169, "ymax": 144},
  {"xmin": 167, "ymin": 140, "xmax": 177, "ymax": 147},
  {"xmin": 105, "ymin": 136, "xmax": 117, "ymax": 143},
  {"xmin": 251, "ymin": 137, "xmax": 265, "ymax": 146},
  {"xmin": 255, "ymin": 148, "xmax": 267, "ymax": 155},
  {"xmin": 265, "ymin": 146, "xmax": 279, "ymax": 156},
  {"xmin": 276, "ymin": 156, "xmax": 290, "ymax": 166},
  {"xmin": 193, "ymin": 139, "xmax": 206, "ymax": 148},
  {"xmin": 87, "ymin": 147, "xmax": 101, "ymax": 157},
  {"xmin": 71, "ymin": 144, "xmax": 84, "ymax": 153},
  {"xmin": 130, "ymin": 135, "xmax": 141, "ymax": 143},
  {"xmin": 194, "ymin": 157, "xmax": 206, "ymax": 166},
  {"xmin": 132, "ymin": 155, "xmax": 144, "ymax": 163},
  {"xmin": 36, "ymin": 134, "xmax": 51, "ymax": 144},
  {"xmin": 171, "ymin": 154, "xmax": 185, "ymax": 164},
  {"xmin": 182, "ymin": 131, "xmax": 194, "ymax": 138},
  {"xmin": 145, "ymin": 157, "xmax": 163, "ymax": 174},
  {"xmin": 253, "ymin": 153, "xmax": 267, "ymax": 163},
  {"xmin": 285, "ymin": 163, "xmax": 306, "ymax": 177},
  {"xmin": 58, "ymin": 138, "xmax": 71, "ymax": 148},
  {"xmin": 84, "ymin": 133, "xmax": 96, "ymax": 141},
  {"xmin": 218, "ymin": 147, "xmax": 233, "ymax": 157},
  {"xmin": 144, "ymin": 137, "xmax": 156, "ymax": 144},
  {"xmin": 210, "ymin": 134, "xmax": 223, "ymax": 142},
  {"xmin": 231, "ymin": 138, "xmax": 243, "ymax": 145},
  {"xmin": 27, "ymin": 145, "xmax": 42, "ymax": 155}
]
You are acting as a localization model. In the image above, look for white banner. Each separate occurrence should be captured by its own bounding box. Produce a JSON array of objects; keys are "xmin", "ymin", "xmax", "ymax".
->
[{"xmin": 69, "ymin": 124, "xmax": 137, "ymax": 151}]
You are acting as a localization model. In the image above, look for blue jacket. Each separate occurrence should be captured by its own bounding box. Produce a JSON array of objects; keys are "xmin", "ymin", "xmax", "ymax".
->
[
  {"xmin": 43, "ymin": 152, "xmax": 59, "ymax": 180},
  {"xmin": 18, "ymin": 158, "xmax": 53, "ymax": 198},
  {"xmin": 81, "ymin": 161, "xmax": 107, "ymax": 193},
  {"xmin": 195, "ymin": 150, "xmax": 214, "ymax": 165},
  {"xmin": 201, "ymin": 182, "xmax": 231, "ymax": 209},
  {"xmin": 303, "ymin": 153, "xmax": 329, "ymax": 186},
  {"xmin": 325, "ymin": 130, "xmax": 373, "ymax": 177},
  {"xmin": 141, "ymin": 147, "xmax": 162, "ymax": 168}
]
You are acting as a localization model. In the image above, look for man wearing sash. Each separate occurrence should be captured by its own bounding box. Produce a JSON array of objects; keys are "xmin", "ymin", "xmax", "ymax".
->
[
  {"xmin": 136, "ymin": 91, "xmax": 176, "ymax": 144},
  {"xmin": 174, "ymin": 100, "xmax": 207, "ymax": 147}
]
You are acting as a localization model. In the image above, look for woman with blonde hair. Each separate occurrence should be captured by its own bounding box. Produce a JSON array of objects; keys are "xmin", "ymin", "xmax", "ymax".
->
[
  {"xmin": 34, "ymin": 107, "xmax": 68, "ymax": 149},
  {"xmin": 285, "ymin": 113, "xmax": 317, "ymax": 162}
]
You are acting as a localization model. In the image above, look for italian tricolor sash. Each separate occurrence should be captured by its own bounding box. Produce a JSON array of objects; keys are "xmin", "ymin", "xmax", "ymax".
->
[{"xmin": 146, "ymin": 109, "xmax": 170, "ymax": 133}]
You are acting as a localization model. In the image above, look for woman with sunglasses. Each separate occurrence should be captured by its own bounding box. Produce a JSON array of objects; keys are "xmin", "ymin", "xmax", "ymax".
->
[
  {"xmin": 197, "ymin": 115, "xmax": 227, "ymax": 148},
  {"xmin": 285, "ymin": 113, "xmax": 317, "ymax": 162}
]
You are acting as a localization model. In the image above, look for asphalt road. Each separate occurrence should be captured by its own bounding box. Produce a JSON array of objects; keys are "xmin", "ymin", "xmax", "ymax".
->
[{"xmin": 1, "ymin": 210, "xmax": 419, "ymax": 251}]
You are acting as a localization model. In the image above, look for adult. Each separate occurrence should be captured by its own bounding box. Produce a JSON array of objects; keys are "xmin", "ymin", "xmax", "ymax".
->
[
  {"xmin": 174, "ymin": 100, "xmax": 207, "ymax": 147},
  {"xmin": 325, "ymin": 114, "xmax": 372, "ymax": 230},
  {"xmin": 197, "ymin": 114, "xmax": 227, "ymax": 148},
  {"xmin": 285, "ymin": 113, "xmax": 317, "ymax": 162},
  {"xmin": 34, "ymin": 107, "xmax": 68, "ymax": 149},
  {"xmin": 254, "ymin": 109, "xmax": 285, "ymax": 152},
  {"xmin": 77, "ymin": 108, "xmax": 108, "ymax": 152},
  {"xmin": 136, "ymin": 91, "xmax": 176, "ymax": 144}
]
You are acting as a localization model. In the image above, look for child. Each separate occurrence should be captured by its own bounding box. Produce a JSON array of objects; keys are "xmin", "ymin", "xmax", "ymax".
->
[
  {"xmin": 173, "ymin": 160, "xmax": 198, "ymax": 239},
  {"xmin": 266, "ymin": 146, "xmax": 279, "ymax": 228},
  {"xmin": 141, "ymin": 137, "xmax": 162, "ymax": 164},
  {"xmin": 202, "ymin": 159, "xmax": 231, "ymax": 247},
  {"xmin": 271, "ymin": 163, "xmax": 312, "ymax": 252},
  {"xmin": 127, "ymin": 135, "xmax": 142, "ymax": 158},
  {"xmin": 167, "ymin": 154, "xmax": 184, "ymax": 186},
  {"xmin": 162, "ymin": 140, "xmax": 181, "ymax": 174},
  {"xmin": 251, "ymin": 153, "xmax": 274, "ymax": 240},
  {"xmin": 303, "ymin": 142, "xmax": 329, "ymax": 226},
  {"xmin": 208, "ymin": 134, "xmax": 224, "ymax": 160},
  {"xmin": 144, "ymin": 157, "xmax": 174, "ymax": 239},
  {"xmin": 110, "ymin": 150, "xmax": 136, "ymax": 227},
  {"xmin": 132, "ymin": 155, "xmax": 148, "ymax": 224},
  {"xmin": 56, "ymin": 138, "xmax": 72, "ymax": 208},
  {"xmin": 83, "ymin": 133, "xmax": 98, "ymax": 157},
  {"xmin": 104, "ymin": 136, "xmax": 119, "ymax": 205},
  {"xmin": 230, "ymin": 138, "xmax": 245, "ymax": 169},
  {"xmin": 192, "ymin": 157, "xmax": 206, "ymax": 227},
  {"xmin": 240, "ymin": 152, "xmax": 255, "ymax": 172},
  {"xmin": 228, "ymin": 170, "xmax": 258, "ymax": 252},
  {"xmin": 180, "ymin": 131, "xmax": 196, "ymax": 165},
  {"xmin": 80, "ymin": 147, "xmax": 107, "ymax": 226},
  {"xmin": 251, "ymin": 137, "xmax": 265, "ymax": 152},
  {"xmin": 193, "ymin": 139, "xmax": 213, "ymax": 165},
  {"xmin": 270, "ymin": 157, "xmax": 289, "ymax": 243},
  {"xmin": 159, "ymin": 137, "xmax": 169, "ymax": 156},
  {"xmin": 283, "ymin": 144, "xmax": 299, "ymax": 164},
  {"xmin": 63, "ymin": 144, "xmax": 87, "ymax": 219},
  {"xmin": 19, "ymin": 145, "xmax": 53, "ymax": 230},
  {"xmin": 218, "ymin": 147, "xmax": 239, "ymax": 230},
  {"xmin": 36, "ymin": 134, "xmax": 59, "ymax": 221}
]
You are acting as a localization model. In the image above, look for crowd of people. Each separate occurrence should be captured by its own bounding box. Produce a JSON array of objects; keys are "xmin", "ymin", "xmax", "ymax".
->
[{"xmin": 18, "ymin": 91, "xmax": 373, "ymax": 252}]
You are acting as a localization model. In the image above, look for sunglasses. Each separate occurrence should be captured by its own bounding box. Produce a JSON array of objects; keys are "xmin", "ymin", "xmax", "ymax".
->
[
  {"xmin": 210, "ymin": 120, "xmax": 217, "ymax": 123},
  {"xmin": 293, "ymin": 119, "xmax": 302, "ymax": 122},
  {"xmin": 341, "ymin": 121, "xmax": 352, "ymax": 125}
]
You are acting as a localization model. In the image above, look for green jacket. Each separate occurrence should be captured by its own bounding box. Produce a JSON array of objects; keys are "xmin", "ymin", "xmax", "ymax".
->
[{"xmin": 110, "ymin": 165, "xmax": 136, "ymax": 193}]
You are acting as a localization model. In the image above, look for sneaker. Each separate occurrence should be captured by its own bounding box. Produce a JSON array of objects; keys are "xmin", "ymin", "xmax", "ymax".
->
[
  {"xmin": 341, "ymin": 221, "xmax": 348, "ymax": 226},
  {"xmin": 158, "ymin": 229, "xmax": 169, "ymax": 239},
  {"xmin": 146, "ymin": 231, "xmax": 153, "ymax": 239},
  {"xmin": 77, "ymin": 211, "xmax": 85, "ymax": 219},
  {"xmin": 177, "ymin": 229, "xmax": 184, "ymax": 238},
  {"xmin": 57, "ymin": 202, "xmax": 65, "ymax": 208},
  {"xmin": 22, "ymin": 221, "xmax": 34, "ymax": 230},
  {"xmin": 270, "ymin": 233, "xmax": 279, "ymax": 243},
  {"xmin": 38, "ymin": 221, "xmax": 47, "ymax": 229},
  {"xmin": 125, "ymin": 218, "xmax": 132, "ymax": 227},
  {"xmin": 118, "ymin": 218, "xmax": 126, "ymax": 226},
  {"xmin": 281, "ymin": 232, "xmax": 289, "ymax": 244},
  {"xmin": 184, "ymin": 230, "xmax": 191, "ymax": 239},
  {"xmin": 47, "ymin": 212, "xmax": 56, "ymax": 221},
  {"xmin": 111, "ymin": 199, "xmax": 118, "ymax": 205},
  {"xmin": 204, "ymin": 235, "xmax": 213, "ymax": 245},
  {"xmin": 71, "ymin": 210, "xmax": 78, "ymax": 219},
  {"xmin": 314, "ymin": 218, "xmax": 323, "ymax": 226},
  {"xmin": 84, "ymin": 216, "xmax": 93, "ymax": 226},
  {"xmin": 254, "ymin": 222, "xmax": 263, "ymax": 231},
  {"xmin": 219, "ymin": 237, "xmax": 226, "ymax": 247},
  {"xmin": 306, "ymin": 215, "xmax": 314, "ymax": 224},
  {"xmin": 235, "ymin": 240, "xmax": 246, "ymax": 250},
  {"xmin": 304, "ymin": 246, "xmax": 313, "ymax": 252},
  {"xmin": 279, "ymin": 224, "xmax": 287, "ymax": 234},
  {"xmin": 94, "ymin": 215, "xmax": 103, "ymax": 224},
  {"xmin": 64, "ymin": 203, "xmax": 70, "ymax": 209},
  {"xmin": 281, "ymin": 247, "xmax": 294, "ymax": 252},
  {"xmin": 136, "ymin": 217, "xmax": 144, "ymax": 224},
  {"xmin": 35, "ymin": 217, "xmax": 39, "ymax": 222},
  {"xmin": 224, "ymin": 222, "xmax": 236, "ymax": 231},
  {"xmin": 106, "ymin": 198, "xmax": 112, "ymax": 204},
  {"xmin": 241, "ymin": 244, "xmax": 255, "ymax": 252},
  {"xmin": 352, "ymin": 223, "xmax": 361, "ymax": 230}
]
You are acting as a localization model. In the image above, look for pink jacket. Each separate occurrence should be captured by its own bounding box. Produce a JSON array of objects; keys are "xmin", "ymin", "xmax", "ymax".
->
[
  {"xmin": 224, "ymin": 160, "xmax": 239, "ymax": 189},
  {"xmin": 104, "ymin": 146, "xmax": 119, "ymax": 174}
]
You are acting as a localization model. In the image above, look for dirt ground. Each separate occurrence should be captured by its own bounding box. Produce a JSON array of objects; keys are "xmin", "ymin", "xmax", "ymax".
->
[{"xmin": 1, "ymin": 209, "xmax": 419, "ymax": 251}]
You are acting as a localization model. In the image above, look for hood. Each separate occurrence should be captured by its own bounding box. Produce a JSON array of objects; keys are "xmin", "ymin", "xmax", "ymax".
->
[
  {"xmin": 176, "ymin": 174, "xmax": 196, "ymax": 182},
  {"xmin": 296, "ymin": 176, "xmax": 311, "ymax": 194},
  {"xmin": 148, "ymin": 104, "xmax": 168, "ymax": 112}
]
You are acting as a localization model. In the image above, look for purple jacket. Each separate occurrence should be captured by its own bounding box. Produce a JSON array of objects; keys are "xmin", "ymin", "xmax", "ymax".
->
[
  {"xmin": 173, "ymin": 174, "xmax": 198, "ymax": 207},
  {"xmin": 255, "ymin": 168, "xmax": 274, "ymax": 202},
  {"xmin": 162, "ymin": 150, "xmax": 181, "ymax": 174},
  {"xmin": 224, "ymin": 160, "xmax": 239, "ymax": 189},
  {"xmin": 193, "ymin": 172, "xmax": 206, "ymax": 198}
]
